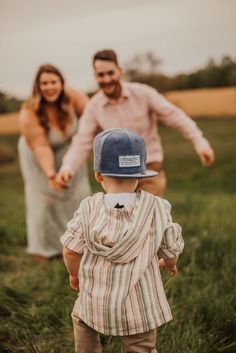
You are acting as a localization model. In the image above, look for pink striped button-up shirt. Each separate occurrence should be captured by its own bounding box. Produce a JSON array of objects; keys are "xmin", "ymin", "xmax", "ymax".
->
[
  {"xmin": 60, "ymin": 190, "xmax": 184, "ymax": 335},
  {"xmin": 61, "ymin": 81, "xmax": 211, "ymax": 174}
]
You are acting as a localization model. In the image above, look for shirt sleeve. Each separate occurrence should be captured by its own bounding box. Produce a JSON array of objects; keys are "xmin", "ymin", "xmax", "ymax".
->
[
  {"xmin": 157, "ymin": 199, "xmax": 184, "ymax": 259},
  {"xmin": 60, "ymin": 101, "xmax": 99, "ymax": 175},
  {"xmin": 143, "ymin": 84, "xmax": 211, "ymax": 153},
  {"xmin": 60, "ymin": 208, "xmax": 85, "ymax": 254}
]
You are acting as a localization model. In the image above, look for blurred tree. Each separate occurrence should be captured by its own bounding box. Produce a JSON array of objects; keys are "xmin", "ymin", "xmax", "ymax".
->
[
  {"xmin": 125, "ymin": 51, "xmax": 162, "ymax": 76},
  {"xmin": 0, "ymin": 92, "xmax": 22, "ymax": 114},
  {"xmin": 124, "ymin": 51, "xmax": 236, "ymax": 92},
  {"xmin": 221, "ymin": 56, "xmax": 234, "ymax": 67},
  {"xmin": 228, "ymin": 67, "xmax": 236, "ymax": 86},
  {"xmin": 125, "ymin": 51, "xmax": 166, "ymax": 91}
]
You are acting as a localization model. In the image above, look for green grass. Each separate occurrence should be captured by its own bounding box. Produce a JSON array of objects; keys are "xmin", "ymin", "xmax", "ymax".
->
[{"xmin": 0, "ymin": 119, "xmax": 236, "ymax": 353}]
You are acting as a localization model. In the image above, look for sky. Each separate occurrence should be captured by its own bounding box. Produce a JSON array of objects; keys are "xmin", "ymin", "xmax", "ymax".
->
[{"xmin": 1, "ymin": 0, "xmax": 236, "ymax": 98}]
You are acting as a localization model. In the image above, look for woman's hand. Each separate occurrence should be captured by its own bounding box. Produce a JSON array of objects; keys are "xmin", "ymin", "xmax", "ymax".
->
[{"xmin": 47, "ymin": 172, "xmax": 63, "ymax": 191}]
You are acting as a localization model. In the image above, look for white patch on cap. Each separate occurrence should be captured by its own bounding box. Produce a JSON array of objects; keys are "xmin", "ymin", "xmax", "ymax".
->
[{"xmin": 119, "ymin": 155, "xmax": 141, "ymax": 167}]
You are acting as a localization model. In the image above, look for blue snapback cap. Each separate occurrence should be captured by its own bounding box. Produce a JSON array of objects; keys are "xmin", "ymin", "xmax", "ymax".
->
[{"xmin": 93, "ymin": 128, "xmax": 158, "ymax": 178}]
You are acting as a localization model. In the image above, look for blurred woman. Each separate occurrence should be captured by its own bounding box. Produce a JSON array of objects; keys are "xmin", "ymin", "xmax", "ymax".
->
[{"xmin": 18, "ymin": 64, "xmax": 91, "ymax": 263}]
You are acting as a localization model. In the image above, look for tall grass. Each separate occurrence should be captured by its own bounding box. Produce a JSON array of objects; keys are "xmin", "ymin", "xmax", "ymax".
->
[{"xmin": 0, "ymin": 119, "xmax": 235, "ymax": 353}]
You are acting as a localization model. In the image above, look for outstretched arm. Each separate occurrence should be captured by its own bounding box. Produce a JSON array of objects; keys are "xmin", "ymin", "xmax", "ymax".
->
[
  {"xmin": 56, "ymin": 102, "xmax": 98, "ymax": 186},
  {"xmin": 144, "ymin": 85, "xmax": 215, "ymax": 166},
  {"xmin": 19, "ymin": 108, "xmax": 62, "ymax": 191}
]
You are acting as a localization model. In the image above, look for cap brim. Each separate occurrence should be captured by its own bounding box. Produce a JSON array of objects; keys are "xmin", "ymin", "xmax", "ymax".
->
[{"xmin": 101, "ymin": 169, "xmax": 158, "ymax": 179}]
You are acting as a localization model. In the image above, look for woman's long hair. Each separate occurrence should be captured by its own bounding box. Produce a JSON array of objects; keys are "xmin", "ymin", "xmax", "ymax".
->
[{"xmin": 24, "ymin": 64, "xmax": 72, "ymax": 133}]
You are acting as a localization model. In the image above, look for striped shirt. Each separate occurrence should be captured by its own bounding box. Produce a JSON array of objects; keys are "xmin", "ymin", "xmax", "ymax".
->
[
  {"xmin": 60, "ymin": 190, "xmax": 184, "ymax": 335},
  {"xmin": 61, "ymin": 81, "xmax": 211, "ymax": 174}
]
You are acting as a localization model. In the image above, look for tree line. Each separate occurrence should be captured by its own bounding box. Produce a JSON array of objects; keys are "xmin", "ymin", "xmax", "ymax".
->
[
  {"xmin": 1, "ymin": 53, "xmax": 236, "ymax": 113},
  {"xmin": 125, "ymin": 52, "xmax": 236, "ymax": 93},
  {"xmin": 0, "ymin": 92, "xmax": 22, "ymax": 114}
]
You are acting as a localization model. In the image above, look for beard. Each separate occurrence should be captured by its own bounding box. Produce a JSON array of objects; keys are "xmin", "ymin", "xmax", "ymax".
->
[{"xmin": 99, "ymin": 80, "xmax": 121, "ymax": 98}]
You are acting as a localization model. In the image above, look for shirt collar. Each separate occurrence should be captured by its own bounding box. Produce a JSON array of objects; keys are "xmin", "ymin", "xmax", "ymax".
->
[{"xmin": 101, "ymin": 81, "xmax": 131, "ymax": 106}]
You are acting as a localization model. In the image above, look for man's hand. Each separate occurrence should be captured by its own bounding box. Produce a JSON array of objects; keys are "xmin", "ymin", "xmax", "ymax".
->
[
  {"xmin": 159, "ymin": 258, "xmax": 177, "ymax": 277},
  {"xmin": 198, "ymin": 148, "xmax": 215, "ymax": 167},
  {"xmin": 55, "ymin": 171, "xmax": 72, "ymax": 188},
  {"xmin": 69, "ymin": 275, "xmax": 79, "ymax": 291}
]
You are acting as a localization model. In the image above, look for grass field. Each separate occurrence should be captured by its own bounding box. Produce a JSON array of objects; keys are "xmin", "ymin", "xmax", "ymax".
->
[
  {"xmin": 165, "ymin": 87, "xmax": 236, "ymax": 118},
  {"xmin": 0, "ymin": 119, "xmax": 236, "ymax": 353}
]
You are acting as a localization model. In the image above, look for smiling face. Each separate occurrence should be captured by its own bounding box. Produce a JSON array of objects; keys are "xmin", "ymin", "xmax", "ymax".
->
[
  {"xmin": 94, "ymin": 60, "xmax": 122, "ymax": 99},
  {"xmin": 38, "ymin": 72, "xmax": 63, "ymax": 103}
]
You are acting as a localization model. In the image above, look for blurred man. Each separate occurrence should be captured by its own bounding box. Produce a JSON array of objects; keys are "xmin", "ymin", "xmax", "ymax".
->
[{"xmin": 56, "ymin": 49, "xmax": 214, "ymax": 196}]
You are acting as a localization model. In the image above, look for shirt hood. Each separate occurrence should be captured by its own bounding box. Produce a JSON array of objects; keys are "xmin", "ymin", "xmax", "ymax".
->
[{"xmin": 81, "ymin": 191, "xmax": 158, "ymax": 263}]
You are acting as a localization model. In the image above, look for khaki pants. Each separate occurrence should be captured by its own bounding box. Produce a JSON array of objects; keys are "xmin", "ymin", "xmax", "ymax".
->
[
  {"xmin": 138, "ymin": 162, "xmax": 166, "ymax": 197},
  {"xmin": 72, "ymin": 314, "xmax": 158, "ymax": 353}
]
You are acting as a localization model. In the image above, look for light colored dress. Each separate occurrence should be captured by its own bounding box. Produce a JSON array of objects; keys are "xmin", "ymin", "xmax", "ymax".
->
[{"xmin": 18, "ymin": 116, "xmax": 91, "ymax": 257}]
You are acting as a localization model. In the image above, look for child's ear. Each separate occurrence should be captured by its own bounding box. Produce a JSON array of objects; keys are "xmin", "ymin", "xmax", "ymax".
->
[{"xmin": 95, "ymin": 172, "xmax": 103, "ymax": 183}]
